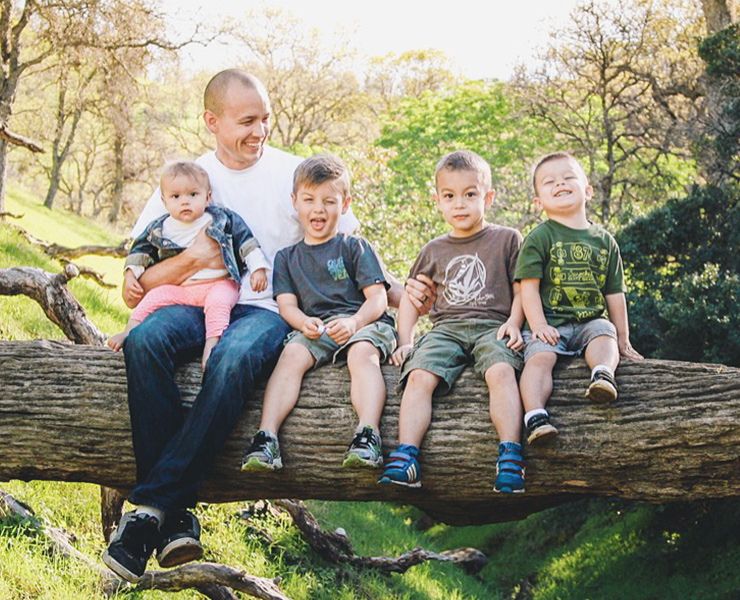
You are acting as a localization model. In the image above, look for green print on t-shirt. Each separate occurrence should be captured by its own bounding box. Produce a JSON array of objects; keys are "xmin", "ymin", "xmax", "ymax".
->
[
  {"xmin": 548, "ymin": 241, "xmax": 607, "ymax": 320},
  {"xmin": 327, "ymin": 257, "xmax": 349, "ymax": 281}
]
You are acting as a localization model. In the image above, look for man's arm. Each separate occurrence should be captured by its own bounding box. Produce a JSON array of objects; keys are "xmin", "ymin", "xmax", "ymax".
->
[
  {"xmin": 325, "ymin": 283, "xmax": 388, "ymax": 345},
  {"xmin": 135, "ymin": 226, "xmax": 225, "ymax": 297},
  {"xmin": 520, "ymin": 278, "xmax": 560, "ymax": 345},
  {"xmin": 404, "ymin": 274, "xmax": 436, "ymax": 315},
  {"xmin": 605, "ymin": 292, "xmax": 644, "ymax": 359}
]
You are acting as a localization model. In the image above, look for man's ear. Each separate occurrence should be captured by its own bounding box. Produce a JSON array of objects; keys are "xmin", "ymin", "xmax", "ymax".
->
[
  {"xmin": 203, "ymin": 110, "xmax": 218, "ymax": 134},
  {"xmin": 341, "ymin": 196, "xmax": 351, "ymax": 215}
]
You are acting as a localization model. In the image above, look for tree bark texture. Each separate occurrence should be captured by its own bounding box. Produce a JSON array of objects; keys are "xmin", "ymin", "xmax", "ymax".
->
[{"xmin": 2, "ymin": 339, "xmax": 740, "ymax": 525}]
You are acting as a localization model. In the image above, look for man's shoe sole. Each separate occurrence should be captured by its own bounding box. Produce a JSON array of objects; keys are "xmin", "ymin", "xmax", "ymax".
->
[
  {"xmin": 241, "ymin": 457, "xmax": 283, "ymax": 471},
  {"xmin": 102, "ymin": 549, "xmax": 144, "ymax": 583},
  {"xmin": 586, "ymin": 381, "xmax": 618, "ymax": 403},
  {"xmin": 156, "ymin": 538, "xmax": 204, "ymax": 568},
  {"xmin": 527, "ymin": 424, "xmax": 559, "ymax": 445}
]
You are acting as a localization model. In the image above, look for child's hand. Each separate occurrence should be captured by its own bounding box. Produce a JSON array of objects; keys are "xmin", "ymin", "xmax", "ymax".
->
[
  {"xmin": 250, "ymin": 268, "xmax": 267, "ymax": 292},
  {"xmin": 619, "ymin": 337, "xmax": 644, "ymax": 360},
  {"xmin": 390, "ymin": 343, "xmax": 413, "ymax": 366},
  {"xmin": 122, "ymin": 270, "xmax": 144, "ymax": 307},
  {"xmin": 107, "ymin": 333, "xmax": 127, "ymax": 352},
  {"xmin": 531, "ymin": 323, "xmax": 560, "ymax": 346},
  {"xmin": 325, "ymin": 317, "xmax": 358, "ymax": 345},
  {"xmin": 301, "ymin": 317, "xmax": 325, "ymax": 340},
  {"xmin": 497, "ymin": 321, "xmax": 524, "ymax": 351}
]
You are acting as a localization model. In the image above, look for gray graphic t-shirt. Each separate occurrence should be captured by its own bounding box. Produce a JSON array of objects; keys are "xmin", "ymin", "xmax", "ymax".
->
[
  {"xmin": 273, "ymin": 233, "xmax": 394, "ymax": 326},
  {"xmin": 408, "ymin": 224, "xmax": 523, "ymax": 324},
  {"xmin": 514, "ymin": 219, "xmax": 627, "ymax": 327}
]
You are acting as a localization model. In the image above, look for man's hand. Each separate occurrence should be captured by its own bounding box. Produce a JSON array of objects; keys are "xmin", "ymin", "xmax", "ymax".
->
[
  {"xmin": 405, "ymin": 274, "xmax": 436, "ymax": 315},
  {"xmin": 188, "ymin": 225, "xmax": 225, "ymax": 269},
  {"xmin": 325, "ymin": 317, "xmax": 358, "ymax": 345},
  {"xmin": 497, "ymin": 321, "xmax": 524, "ymax": 351},
  {"xmin": 250, "ymin": 268, "xmax": 267, "ymax": 292},
  {"xmin": 390, "ymin": 343, "xmax": 413, "ymax": 366},
  {"xmin": 301, "ymin": 317, "xmax": 325, "ymax": 340},
  {"xmin": 619, "ymin": 337, "xmax": 644, "ymax": 360},
  {"xmin": 123, "ymin": 270, "xmax": 144, "ymax": 308},
  {"xmin": 531, "ymin": 322, "xmax": 560, "ymax": 346}
]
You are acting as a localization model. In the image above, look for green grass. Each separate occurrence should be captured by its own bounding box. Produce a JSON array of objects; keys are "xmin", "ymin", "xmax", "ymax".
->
[{"xmin": 3, "ymin": 187, "xmax": 740, "ymax": 600}]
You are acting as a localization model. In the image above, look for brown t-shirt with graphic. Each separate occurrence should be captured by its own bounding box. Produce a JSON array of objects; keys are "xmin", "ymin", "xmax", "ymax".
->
[{"xmin": 408, "ymin": 223, "xmax": 523, "ymax": 324}]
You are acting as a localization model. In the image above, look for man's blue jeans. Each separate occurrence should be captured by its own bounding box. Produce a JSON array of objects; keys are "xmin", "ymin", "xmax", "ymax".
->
[{"xmin": 122, "ymin": 303, "xmax": 291, "ymax": 511}]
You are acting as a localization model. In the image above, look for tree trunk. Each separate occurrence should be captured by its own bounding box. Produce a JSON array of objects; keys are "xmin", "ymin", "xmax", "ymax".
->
[
  {"xmin": 2, "ymin": 340, "xmax": 740, "ymax": 525},
  {"xmin": 701, "ymin": 0, "xmax": 737, "ymax": 34},
  {"xmin": 0, "ymin": 138, "xmax": 8, "ymax": 214},
  {"xmin": 107, "ymin": 133, "xmax": 124, "ymax": 224}
]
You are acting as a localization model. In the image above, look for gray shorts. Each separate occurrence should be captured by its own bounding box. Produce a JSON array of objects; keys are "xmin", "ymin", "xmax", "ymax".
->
[
  {"xmin": 286, "ymin": 317, "xmax": 397, "ymax": 369},
  {"xmin": 522, "ymin": 317, "xmax": 617, "ymax": 362},
  {"xmin": 399, "ymin": 319, "xmax": 524, "ymax": 395}
]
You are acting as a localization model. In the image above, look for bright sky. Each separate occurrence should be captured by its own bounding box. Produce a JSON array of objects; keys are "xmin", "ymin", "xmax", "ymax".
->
[{"xmin": 166, "ymin": 0, "xmax": 583, "ymax": 81}]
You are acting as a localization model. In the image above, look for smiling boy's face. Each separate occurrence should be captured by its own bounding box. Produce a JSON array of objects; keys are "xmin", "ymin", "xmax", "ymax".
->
[
  {"xmin": 434, "ymin": 168, "xmax": 494, "ymax": 238},
  {"xmin": 292, "ymin": 179, "xmax": 350, "ymax": 245},
  {"xmin": 533, "ymin": 156, "xmax": 593, "ymax": 220}
]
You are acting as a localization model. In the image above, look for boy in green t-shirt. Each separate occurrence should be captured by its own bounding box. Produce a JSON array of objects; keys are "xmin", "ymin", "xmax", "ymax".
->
[{"xmin": 514, "ymin": 152, "xmax": 643, "ymax": 445}]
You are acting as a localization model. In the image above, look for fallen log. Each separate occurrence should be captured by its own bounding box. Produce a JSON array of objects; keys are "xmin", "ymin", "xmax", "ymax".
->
[{"xmin": 2, "ymin": 339, "xmax": 740, "ymax": 525}]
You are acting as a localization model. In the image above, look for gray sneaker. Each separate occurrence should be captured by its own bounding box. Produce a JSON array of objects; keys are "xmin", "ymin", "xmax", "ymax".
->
[
  {"xmin": 343, "ymin": 426, "xmax": 383, "ymax": 468},
  {"xmin": 241, "ymin": 430, "xmax": 282, "ymax": 471}
]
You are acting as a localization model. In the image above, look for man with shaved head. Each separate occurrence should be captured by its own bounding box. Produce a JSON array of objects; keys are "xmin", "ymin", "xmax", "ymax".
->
[{"xmin": 102, "ymin": 69, "xmax": 365, "ymax": 582}]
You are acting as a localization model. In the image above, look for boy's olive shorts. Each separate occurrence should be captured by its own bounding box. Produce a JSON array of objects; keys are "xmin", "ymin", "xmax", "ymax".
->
[
  {"xmin": 286, "ymin": 316, "xmax": 397, "ymax": 369},
  {"xmin": 522, "ymin": 317, "xmax": 617, "ymax": 362},
  {"xmin": 398, "ymin": 319, "xmax": 524, "ymax": 395}
]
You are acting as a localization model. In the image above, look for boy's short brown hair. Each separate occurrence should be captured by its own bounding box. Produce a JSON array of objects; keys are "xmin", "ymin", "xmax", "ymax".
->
[
  {"xmin": 293, "ymin": 154, "xmax": 351, "ymax": 197},
  {"xmin": 531, "ymin": 152, "xmax": 587, "ymax": 193},
  {"xmin": 161, "ymin": 160, "xmax": 210, "ymax": 190},
  {"xmin": 434, "ymin": 150, "xmax": 492, "ymax": 190}
]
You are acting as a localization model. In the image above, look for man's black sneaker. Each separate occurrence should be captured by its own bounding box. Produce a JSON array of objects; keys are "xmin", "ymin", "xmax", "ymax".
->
[
  {"xmin": 156, "ymin": 509, "xmax": 204, "ymax": 568},
  {"xmin": 526, "ymin": 412, "xmax": 559, "ymax": 445},
  {"xmin": 102, "ymin": 511, "xmax": 160, "ymax": 582},
  {"xmin": 586, "ymin": 370, "xmax": 618, "ymax": 403}
]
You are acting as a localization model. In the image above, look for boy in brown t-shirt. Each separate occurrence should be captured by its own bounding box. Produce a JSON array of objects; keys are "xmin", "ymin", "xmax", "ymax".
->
[{"xmin": 378, "ymin": 150, "xmax": 526, "ymax": 493}]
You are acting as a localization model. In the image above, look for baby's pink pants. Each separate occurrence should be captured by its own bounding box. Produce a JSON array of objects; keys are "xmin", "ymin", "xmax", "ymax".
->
[{"xmin": 131, "ymin": 279, "xmax": 240, "ymax": 339}]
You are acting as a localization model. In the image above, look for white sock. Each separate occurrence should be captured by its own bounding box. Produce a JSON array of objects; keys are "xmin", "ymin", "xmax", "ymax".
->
[
  {"xmin": 524, "ymin": 408, "xmax": 548, "ymax": 426},
  {"xmin": 591, "ymin": 365, "xmax": 614, "ymax": 379},
  {"xmin": 135, "ymin": 505, "xmax": 165, "ymax": 525}
]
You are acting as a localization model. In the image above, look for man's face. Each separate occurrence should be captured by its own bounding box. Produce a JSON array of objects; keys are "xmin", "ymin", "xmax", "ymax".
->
[
  {"xmin": 204, "ymin": 83, "xmax": 271, "ymax": 170},
  {"xmin": 434, "ymin": 168, "xmax": 493, "ymax": 237},
  {"xmin": 292, "ymin": 180, "xmax": 350, "ymax": 245},
  {"xmin": 161, "ymin": 174, "xmax": 210, "ymax": 223},
  {"xmin": 533, "ymin": 157, "xmax": 593, "ymax": 218}
]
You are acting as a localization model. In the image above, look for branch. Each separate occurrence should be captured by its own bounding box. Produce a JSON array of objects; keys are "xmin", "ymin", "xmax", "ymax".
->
[
  {"xmin": 0, "ymin": 487, "xmax": 123, "ymax": 597},
  {"xmin": 274, "ymin": 499, "xmax": 488, "ymax": 575},
  {"xmin": 0, "ymin": 121, "xmax": 44, "ymax": 152},
  {"xmin": 135, "ymin": 563, "xmax": 292, "ymax": 600},
  {"xmin": 0, "ymin": 265, "xmax": 106, "ymax": 344}
]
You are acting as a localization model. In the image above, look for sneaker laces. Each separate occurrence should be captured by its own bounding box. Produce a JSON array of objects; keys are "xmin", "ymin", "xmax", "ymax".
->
[
  {"xmin": 349, "ymin": 427, "xmax": 374, "ymax": 450},
  {"xmin": 247, "ymin": 430, "xmax": 271, "ymax": 454}
]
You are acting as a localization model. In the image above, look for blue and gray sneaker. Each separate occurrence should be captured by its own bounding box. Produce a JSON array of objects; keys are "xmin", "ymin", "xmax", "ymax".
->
[
  {"xmin": 377, "ymin": 444, "xmax": 421, "ymax": 488},
  {"xmin": 241, "ymin": 430, "xmax": 282, "ymax": 471},
  {"xmin": 343, "ymin": 425, "xmax": 383, "ymax": 468},
  {"xmin": 494, "ymin": 441, "xmax": 525, "ymax": 494}
]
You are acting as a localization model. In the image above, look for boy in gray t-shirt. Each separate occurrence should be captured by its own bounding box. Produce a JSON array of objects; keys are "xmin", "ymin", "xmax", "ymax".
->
[
  {"xmin": 378, "ymin": 150, "xmax": 526, "ymax": 493},
  {"xmin": 241, "ymin": 155, "xmax": 396, "ymax": 472}
]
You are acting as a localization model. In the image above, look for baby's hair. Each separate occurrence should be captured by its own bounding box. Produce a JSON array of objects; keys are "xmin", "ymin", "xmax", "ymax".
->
[
  {"xmin": 531, "ymin": 152, "xmax": 586, "ymax": 193},
  {"xmin": 161, "ymin": 160, "xmax": 210, "ymax": 190},
  {"xmin": 204, "ymin": 69, "xmax": 266, "ymax": 115},
  {"xmin": 434, "ymin": 150, "xmax": 492, "ymax": 189},
  {"xmin": 293, "ymin": 154, "xmax": 351, "ymax": 197}
]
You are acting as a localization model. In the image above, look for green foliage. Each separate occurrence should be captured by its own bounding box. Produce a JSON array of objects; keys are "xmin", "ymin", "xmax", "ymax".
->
[{"xmin": 619, "ymin": 185, "xmax": 740, "ymax": 364}]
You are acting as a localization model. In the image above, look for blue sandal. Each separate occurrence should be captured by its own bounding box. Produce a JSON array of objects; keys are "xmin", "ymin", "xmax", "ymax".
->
[
  {"xmin": 378, "ymin": 444, "xmax": 422, "ymax": 488},
  {"xmin": 494, "ymin": 442, "xmax": 525, "ymax": 494}
]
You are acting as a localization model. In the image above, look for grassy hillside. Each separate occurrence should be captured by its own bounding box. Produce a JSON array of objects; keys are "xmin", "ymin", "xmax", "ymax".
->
[{"xmin": 2, "ymin": 191, "xmax": 740, "ymax": 599}]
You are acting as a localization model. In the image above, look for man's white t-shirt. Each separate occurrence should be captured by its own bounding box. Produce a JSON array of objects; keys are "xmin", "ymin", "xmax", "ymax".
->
[{"xmin": 131, "ymin": 146, "xmax": 360, "ymax": 311}]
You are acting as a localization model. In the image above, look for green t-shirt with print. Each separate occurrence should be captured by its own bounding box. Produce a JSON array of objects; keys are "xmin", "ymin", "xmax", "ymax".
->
[{"xmin": 514, "ymin": 220, "xmax": 627, "ymax": 327}]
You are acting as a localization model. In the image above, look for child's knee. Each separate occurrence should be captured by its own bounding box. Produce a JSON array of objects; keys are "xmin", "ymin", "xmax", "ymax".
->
[
  {"xmin": 279, "ymin": 342, "xmax": 315, "ymax": 369},
  {"xmin": 405, "ymin": 368, "xmax": 439, "ymax": 391},
  {"xmin": 523, "ymin": 351, "xmax": 558, "ymax": 373},
  {"xmin": 346, "ymin": 341, "xmax": 381, "ymax": 365},
  {"xmin": 484, "ymin": 362, "xmax": 517, "ymax": 386}
]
